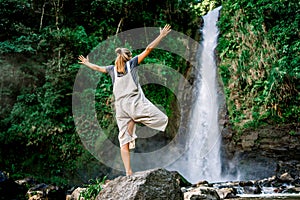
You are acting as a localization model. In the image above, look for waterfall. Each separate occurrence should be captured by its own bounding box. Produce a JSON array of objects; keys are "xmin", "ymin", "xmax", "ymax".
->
[{"xmin": 167, "ymin": 6, "xmax": 223, "ymax": 184}]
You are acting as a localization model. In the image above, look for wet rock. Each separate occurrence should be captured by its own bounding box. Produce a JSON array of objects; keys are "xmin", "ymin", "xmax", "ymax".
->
[
  {"xmin": 290, "ymin": 187, "xmax": 300, "ymax": 193},
  {"xmin": 242, "ymin": 185, "xmax": 262, "ymax": 194},
  {"xmin": 182, "ymin": 173, "xmax": 300, "ymax": 199},
  {"xmin": 188, "ymin": 194, "xmax": 207, "ymax": 199},
  {"xmin": 277, "ymin": 161, "xmax": 300, "ymax": 178},
  {"xmin": 199, "ymin": 187, "xmax": 220, "ymax": 200},
  {"xmin": 239, "ymin": 181, "xmax": 254, "ymax": 187},
  {"xmin": 257, "ymin": 176, "xmax": 276, "ymax": 187},
  {"xmin": 222, "ymin": 124, "xmax": 300, "ymax": 181},
  {"xmin": 96, "ymin": 168, "xmax": 183, "ymax": 200},
  {"xmin": 184, "ymin": 187, "xmax": 220, "ymax": 200},
  {"xmin": 193, "ymin": 180, "xmax": 209, "ymax": 187},
  {"xmin": 15, "ymin": 177, "xmax": 36, "ymax": 186},
  {"xmin": 281, "ymin": 186, "xmax": 300, "ymax": 194},
  {"xmin": 216, "ymin": 187, "xmax": 237, "ymax": 199},
  {"xmin": 279, "ymin": 172, "xmax": 294, "ymax": 182},
  {"xmin": 293, "ymin": 178, "xmax": 300, "ymax": 187}
]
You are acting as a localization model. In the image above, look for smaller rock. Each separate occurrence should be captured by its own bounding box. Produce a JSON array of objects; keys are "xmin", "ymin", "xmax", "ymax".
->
[
  {"xmin": 194, "ymin": 180, "xmax": 209, "ymax": 187},
  {"xmin": 181, "ymin": 187, "xmax": 188, "ymax": 193},
  {"xmin": 279, "ymin": 172, "xmax": 294, "ymax": 182},
  {"xmin": 284, "ymin": 187, "xmax": 300, "ymax": 194},
  {"xmin": 185, "ymin": 187, "xmax": 220, "ymax": 200},
  {"xmin": 293, "ymin": 178, "xmax": 300, "ymax": 187},
  {"xmin": 268, "ymin": 175, "xmax": 277, "ymax": 182},
  {"xmin": 27, "ymin": 183, "xmax": 65, "ymax": 200},
  {"xmin": 199, "ymin": 187, "xmax": 220, "ymax": 200},
  {"xmin": 243, "ymin": 185, "xmax": 262, "ymax": 194},
  {"xmin": 293, "ymin": 187, "xmax": 300, "ymax": 193},
  {"xmin": 216, "ymin": 187, "xmax": 237, "ymax": 199},
  {"xmin": 15, "ymin": 177, "xmax": 36, "ymax": 186},
  {"xmin": 184, "ymin": 187, "xmax": 203, "ymax": 200},
  {"xmin": 28, "ymin": 195, "xmax": 41, "ymax": 200},
  {"xmin": 189, "ymin": 194, "xmax": 207, "ymax": 199},
  {"xmin": 69, "ymin": 187, "xmax": 86, "ymax": 200},
  {"xmin": 239, "ymin": 181, "xmax": 254, "ymax": 187}
]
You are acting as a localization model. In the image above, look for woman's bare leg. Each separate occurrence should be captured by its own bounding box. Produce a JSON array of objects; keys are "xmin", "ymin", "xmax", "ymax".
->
[
  {"xmin": 120, "ymin": 119, "xmax": 135, "ymax": 176},
  {"xmin": 120, "ymin": 143, "xmax": 132, "ymax": 176}
]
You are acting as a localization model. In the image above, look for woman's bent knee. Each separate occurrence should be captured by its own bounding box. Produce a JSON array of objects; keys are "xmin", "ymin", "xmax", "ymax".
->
[{"xmin": 121, "ymin": 143, "xmax": 129, "ymax": 151}]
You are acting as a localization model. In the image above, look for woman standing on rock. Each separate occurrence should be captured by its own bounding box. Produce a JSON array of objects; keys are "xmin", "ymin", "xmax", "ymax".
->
[{"xmin": 78, "ymin": 24, "xmax": 171, "ymax": 176}]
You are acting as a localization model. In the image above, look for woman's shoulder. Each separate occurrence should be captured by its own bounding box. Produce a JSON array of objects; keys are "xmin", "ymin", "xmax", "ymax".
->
[
  {"xmin": 105, "ymin": 65, "xmax": 114, "ymax": 72},
  {"xmin": 129, "ymin": 56, "xmax": 138, "ymax": 67}
]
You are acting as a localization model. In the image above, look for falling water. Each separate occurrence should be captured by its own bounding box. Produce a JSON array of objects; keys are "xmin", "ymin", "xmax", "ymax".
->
[
  {"xmin": 167, "ymin": 6, "xmax": 223, "ymax": 184},
  {"xmin": 186, "ymin": 6, "xmax": 223, "ymax": 183}
]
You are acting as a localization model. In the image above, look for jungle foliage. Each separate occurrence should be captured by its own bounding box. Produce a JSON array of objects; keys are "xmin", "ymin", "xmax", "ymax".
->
[{"xmin": 217, "ymin": 0, "xmax": 300, "ymax": 131}]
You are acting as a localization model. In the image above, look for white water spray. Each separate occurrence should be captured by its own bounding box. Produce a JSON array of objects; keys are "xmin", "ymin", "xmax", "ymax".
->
[{"xmin": 167, "ymin": 6, "xmax": 222, "ymax": 184}]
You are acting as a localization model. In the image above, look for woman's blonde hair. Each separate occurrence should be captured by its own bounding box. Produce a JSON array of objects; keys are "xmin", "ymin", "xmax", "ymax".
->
[{"xmin": 115, "ymin": 48, "xmax": 132, "ymax": 73}]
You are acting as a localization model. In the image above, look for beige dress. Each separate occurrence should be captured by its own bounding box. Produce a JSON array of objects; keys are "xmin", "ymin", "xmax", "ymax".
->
[{"xmin": 113, "ymin": 61, "xmax": 168, "ymax": 149}]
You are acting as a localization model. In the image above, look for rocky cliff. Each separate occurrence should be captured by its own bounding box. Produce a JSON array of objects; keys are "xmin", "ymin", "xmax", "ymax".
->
[{"xmin": 221, "ymin": 124, "xmax": 300, "ymax": 180}]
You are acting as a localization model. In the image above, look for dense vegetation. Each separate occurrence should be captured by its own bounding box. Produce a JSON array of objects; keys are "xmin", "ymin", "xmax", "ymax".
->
[
  {"xmin": 217, "ymin": 0, "xmax": 300, "ymax": 131},
  {"xmin": 0, "ymin": 0, "xmax": 204, "ymax": 186}
]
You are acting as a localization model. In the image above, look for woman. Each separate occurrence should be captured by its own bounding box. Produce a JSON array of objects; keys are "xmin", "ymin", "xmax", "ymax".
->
[{"xmin": 78, "ymin": 24, "xmax": 171, "ymax": 176}]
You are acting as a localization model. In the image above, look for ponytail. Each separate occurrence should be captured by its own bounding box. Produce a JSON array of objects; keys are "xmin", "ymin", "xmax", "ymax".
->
[{"xmin": 115, "ymin": 48, "xmax": 132, "ymax": 73}]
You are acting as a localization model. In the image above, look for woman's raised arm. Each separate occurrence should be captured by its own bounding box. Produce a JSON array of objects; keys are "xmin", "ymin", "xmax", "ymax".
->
[
  {"xmin": 78, "ymin": 55, "xmax": 107, "ymax": 73},
  {"xmin": 138, "ymin": 24, "xmax": 171, "ymax": 64}
]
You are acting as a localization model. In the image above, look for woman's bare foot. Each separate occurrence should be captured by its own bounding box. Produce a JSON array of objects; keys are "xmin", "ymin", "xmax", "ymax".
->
[{"xmin": 126, "ymin": 169, "xmax": 133, "ymax": 176}]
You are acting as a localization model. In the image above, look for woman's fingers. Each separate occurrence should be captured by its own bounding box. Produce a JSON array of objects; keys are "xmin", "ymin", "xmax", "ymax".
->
[
  {"xmin": 78, "ymin": 56, "xmax": 83, "ymax": 63},
  {"xmin": 161, "ymin": 24, "xmax": 171, "ymax": 36},
  {"xmin": 78, "ymin": 55, "xmax": 88, "ymax": 63},
  {"xmin": 164, "ymin": 24, "xmax": 171, "ymax": 30},
  {"xmin": 163, "ymin": 24, "xmax": 171, "ymax": 31},
  {"xmin": 78, "ymin": 55, "xmax": 84, "ymax": 60}
]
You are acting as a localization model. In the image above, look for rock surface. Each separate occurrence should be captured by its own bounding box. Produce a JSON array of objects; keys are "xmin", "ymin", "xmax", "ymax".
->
[
  {"xmin": 95, "ymin": 168, "xmax": 183, "ymax": 200},
  {"xmin": 221, "ymin": 124, "xmax": 300, "ymax": 180},
  {"xmin": 183, "ymin": 172, "xmax": 300, "ymax": 200},
  {"xmin": 66, "ymin": 187, "xmax": 86, "ymax": 200}
]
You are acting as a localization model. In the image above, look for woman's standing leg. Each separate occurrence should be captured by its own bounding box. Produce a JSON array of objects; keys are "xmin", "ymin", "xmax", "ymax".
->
[
  {"xmin": 120, "ymin": 143, "xmax": 132, "ymax": 176},
  {"xmin": 120, "ymin": 119, "xmax": 135, "ymax": 176}
]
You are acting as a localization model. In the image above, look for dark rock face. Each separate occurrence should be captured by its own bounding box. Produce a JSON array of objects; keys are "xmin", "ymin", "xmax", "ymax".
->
[
  {"xmin": 221, "ymin": 124, "xmax": 300, "ymax": 180},
  {"xmin": 96, "ymin": 168, "xmax": 183, "ymax": 200}
]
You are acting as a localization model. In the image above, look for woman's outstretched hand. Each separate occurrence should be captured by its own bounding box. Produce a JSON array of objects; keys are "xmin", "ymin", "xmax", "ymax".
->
[
  {"xmin": 78, "ymin": 55, "xmax": 89, "ymax": 65},
  {"xmin": 160, "ymin": 24, "xmax": 171, "ymax": 37},
  {"xmin": 77, "ymin": 55, "xmax": 107, "ymax": 73}
]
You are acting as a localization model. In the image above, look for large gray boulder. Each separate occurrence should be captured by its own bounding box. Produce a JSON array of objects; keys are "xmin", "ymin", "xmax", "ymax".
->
[{"xmin": 96, "ymin": 168, "xmax": 183, "ymax": 200}]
